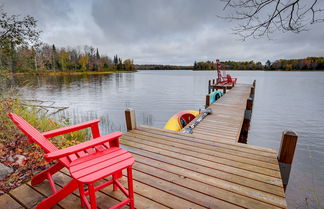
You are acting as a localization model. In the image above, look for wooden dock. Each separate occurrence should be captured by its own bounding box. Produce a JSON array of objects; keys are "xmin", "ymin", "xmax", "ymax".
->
[
  {"xmin": 190, "ymin": 83, "xmax": 253, "ymax": 143},
  {"xmin": 0, "ymin": 82, "xmax": 288, "ymax": 209}
]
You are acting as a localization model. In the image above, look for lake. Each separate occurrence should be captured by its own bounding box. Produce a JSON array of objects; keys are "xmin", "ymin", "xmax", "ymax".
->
[{"xmin": 5, "ymin": 70, "xmax": 324, "ymax": 208}]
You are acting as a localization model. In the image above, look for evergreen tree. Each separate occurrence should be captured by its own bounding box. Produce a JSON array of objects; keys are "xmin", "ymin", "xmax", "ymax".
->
[
  {"xmin": 265, "ymin": 60, "xmax": 271, "ymax": 70},
  {"xmin": 96, "ymin": 48, "xmax": 100, "ymax": 59},
  {"xmin": 52, "ymin": 44, "xmax": 57, "ymax": 71},
  {"xmin": 113, "ymin": 55, "xmax": 118, "ymax": 65}
]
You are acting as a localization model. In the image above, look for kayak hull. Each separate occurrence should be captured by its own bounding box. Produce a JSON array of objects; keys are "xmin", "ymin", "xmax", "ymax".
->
[
  {"xmin": 164, "ymin": 110, "xmax": 199, "ymax": 131},
  {"xmin": 209, "ymin": 90, "xmax": 224, "ymax": 104}
]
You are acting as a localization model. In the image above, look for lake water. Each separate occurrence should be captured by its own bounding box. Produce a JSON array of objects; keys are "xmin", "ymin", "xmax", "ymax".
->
[{"xmin": 5, "ymin": 70, "xmax": 324, "ymax": 208}]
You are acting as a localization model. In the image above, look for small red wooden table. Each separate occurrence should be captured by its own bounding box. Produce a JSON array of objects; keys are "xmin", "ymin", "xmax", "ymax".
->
[{"xmin": 69, "ymin": 147, "xmax": 135, "ymax": 209}]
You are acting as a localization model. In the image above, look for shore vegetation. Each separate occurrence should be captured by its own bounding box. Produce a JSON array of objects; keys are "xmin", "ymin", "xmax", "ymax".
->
[{"xmin": 0, "ymin": 89, "xmax": 88, "ymax": 194}]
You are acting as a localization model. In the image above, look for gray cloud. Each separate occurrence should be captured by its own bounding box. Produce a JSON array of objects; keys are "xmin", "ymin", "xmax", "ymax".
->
[
  {"xmin": 1, "ymin": 0, "xmax": 324, "ymax": 64},
  {"xmin": 2, "ymin": 0, "xmax": 72, "ymax": 28},
  {"xmin": 91, "ymin": 0, "xmax": 222, "ymax": 42}
]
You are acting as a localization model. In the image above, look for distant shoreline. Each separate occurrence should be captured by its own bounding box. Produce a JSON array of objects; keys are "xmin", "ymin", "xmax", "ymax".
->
[
  {"xmin": 192, "ymin": 69, "xmax": 324, "ymax": 71},
  {"xmin": 8, "ymin": 70, "xmax": 137, "ymax": 76},
  {"xmin": 4, "ymin": 69, "xmax": 324, "ymax": 76},
  {"xmin": 137, "ymin": 69, "xmax": 324, "ymax": 72}
]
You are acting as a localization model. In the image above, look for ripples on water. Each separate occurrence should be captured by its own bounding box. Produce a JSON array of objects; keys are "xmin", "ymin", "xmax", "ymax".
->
[{"xmin": 5, "ymin": 70, "xmax": 324, "ymax": 208}]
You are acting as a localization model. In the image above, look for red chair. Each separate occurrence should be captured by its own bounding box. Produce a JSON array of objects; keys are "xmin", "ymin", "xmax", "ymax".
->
[
  {"xmin": 8, "ymin": 113, "xmax": 135, "ymax": 209},
  {"xmin": 226, "ymin": 74, "xmax": 237, "ymax": 86}
]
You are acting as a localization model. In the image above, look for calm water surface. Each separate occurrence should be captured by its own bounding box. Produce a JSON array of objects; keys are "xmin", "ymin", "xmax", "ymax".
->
[{"xmin": 6, "ymin": 70, "xmax": 324, "ymax": 208}]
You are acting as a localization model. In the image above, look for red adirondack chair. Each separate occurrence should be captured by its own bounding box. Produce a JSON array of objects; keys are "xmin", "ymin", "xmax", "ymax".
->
[
  {"xmin": 8, "ymin": 113, "xmax": 133, "ymax": 209},
  {"xmin": 215, "ymin": 59, "xmax": 237, "ymax": 86}
]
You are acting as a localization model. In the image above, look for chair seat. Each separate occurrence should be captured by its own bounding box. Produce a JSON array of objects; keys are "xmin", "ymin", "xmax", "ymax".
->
[{"xmin": 69, "ymin": 147, "xmax": 134, "ymax": 184}]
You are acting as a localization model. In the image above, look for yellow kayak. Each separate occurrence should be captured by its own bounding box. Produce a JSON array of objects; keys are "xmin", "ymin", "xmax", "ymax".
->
[{"xmin": 164, "ymin": 110, "xmax": 200, "ymax": 131}]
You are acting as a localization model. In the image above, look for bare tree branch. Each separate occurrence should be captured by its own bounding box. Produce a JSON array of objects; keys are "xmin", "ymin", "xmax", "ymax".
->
[{"xmin": 219, "ymin": 0, "xmax": 324, "ymax": 39}]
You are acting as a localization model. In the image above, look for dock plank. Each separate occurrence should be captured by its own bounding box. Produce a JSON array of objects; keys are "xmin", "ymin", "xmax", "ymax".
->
[
  {"xmin": 136, "ymin": 126, "xmax": 278, "ymax": 158},
  {"xmin": 132, "ymin": 169, "xmax": 242, "ymax": 209},
  {"xmin": 122, "ymin": 135, "xmax": 281, "ymax": 177},
  {"xmin": 9, "ymin": 184, "xmax": 48, "ymax": 209},
  {"xmin": 123, "ymin": 148, "xmax": 284, "ymax": 196},
  {"xmin": 128, "ymin": 130, "xmax": 278, "ymax": 169},
  {"xmin": 131, "ymin": 153, "xmax": 286, "ymax": 203},
  {"xmin": 133, "ymin": 162, "xmax": 285, "ymax": 208},
  {"xmin": 0, "ymin": 194, "xmax": 24, "ymax": 209}
]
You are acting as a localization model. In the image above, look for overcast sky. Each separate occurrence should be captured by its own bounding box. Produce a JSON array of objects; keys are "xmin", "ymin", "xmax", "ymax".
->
[{"xmin": 2, "ymin": 0, "xmax": 324, "ymax": 65}]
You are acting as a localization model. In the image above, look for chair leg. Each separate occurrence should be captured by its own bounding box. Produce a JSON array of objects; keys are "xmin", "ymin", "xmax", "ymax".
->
[
  {"xmin": 31, "ymin": 162, "xmax": 64, "ymax": 186},
  {"xmin": 78, "ymin": 183, "xmax": 85, "ymax": 207},
  {"xmin": 88, "ymin": 184, "xmax": 97, "ymax": 209},
  {"xmin": 113, "ymin": 173, "xmax": 118, "ymax": 191},
  {"xmin": 36, "ymin": 179, "xmax": 78, "ymax": 209},
  {"xmin": 112, "ymin": 170, "xmax": 122, "ymax": 191},
  {"xmin": 127, "ymin": 167, "xmax": 135, "ymax": 209},
  {"xmin": 114, "ymin": 170, "xmax": 123, "ymax": 179}
]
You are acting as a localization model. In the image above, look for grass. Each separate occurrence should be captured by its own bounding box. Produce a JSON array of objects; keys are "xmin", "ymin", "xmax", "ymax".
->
[{"xmin": 0, "ymin": 90, "xmax": 88, "ymax": 193}]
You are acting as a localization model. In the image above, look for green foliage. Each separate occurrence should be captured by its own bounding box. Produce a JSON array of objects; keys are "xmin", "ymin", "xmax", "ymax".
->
[{"xmin": 0, "ymin": 7, "xmax": 41, "ymax": 73}]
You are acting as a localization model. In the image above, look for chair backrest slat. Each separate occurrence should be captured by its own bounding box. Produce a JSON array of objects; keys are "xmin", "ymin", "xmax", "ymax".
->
[{"xmin": 8, "ymin": 113, "xmax": 58, "ymax": 153}]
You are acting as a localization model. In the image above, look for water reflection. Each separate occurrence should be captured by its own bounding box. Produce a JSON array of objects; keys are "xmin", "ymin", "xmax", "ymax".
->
[{"xmin": 4, "ymin": 70, "xmax": 324, "ymax": 208}]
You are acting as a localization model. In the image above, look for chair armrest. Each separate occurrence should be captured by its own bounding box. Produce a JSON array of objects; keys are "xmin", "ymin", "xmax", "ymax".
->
[
  {"xmin": 44, "ymin": 132, "xmax": 122, "ymax": 160},
  {"xmin": 42, "ymin": 119, "xmax": 100, "ymax": 138}
]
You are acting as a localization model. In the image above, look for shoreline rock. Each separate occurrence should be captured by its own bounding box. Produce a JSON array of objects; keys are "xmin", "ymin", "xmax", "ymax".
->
[{"xmin": 0, "ymin": 163, "xmax": 13, "ymax": 181}]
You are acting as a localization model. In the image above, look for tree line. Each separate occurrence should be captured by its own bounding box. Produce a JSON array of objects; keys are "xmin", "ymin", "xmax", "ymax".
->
[
  {"xmin": 193, "ymin": 60, "xmax": 263, "ymax": 70},
  {"xmin": 268, "ymin": 57, "xmax": 324, "ymax": 71},
  {"xmin": 0, "ymin": 43, "xmax": 135, "ymax": 73},
  {"xmin": 135, "ymin": 64, "xmax": 192, "ymax": 70},
  {"xmin": 194, "ymin": 57, "xmax": 324, "ymax": 71},
  {"xmin": 0, "ymin": 7, "xmax": 134, "ymax": 74}
]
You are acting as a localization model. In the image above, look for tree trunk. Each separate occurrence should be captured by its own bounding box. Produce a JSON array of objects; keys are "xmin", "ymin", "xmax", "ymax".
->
[
  {"xmin": 52, "ymin": 54, "xmax": 56, "ymax": 72},
  {"xmin": 0, "ymin": 51, "xmax": 3, "ymax": 71},
  {"xmin": 9, "ymin": 42, "xmax": 15, "ymax": 73},
  {"xmin": 34, "ymin": 55, "xmax": 38, "ymax": 72}
]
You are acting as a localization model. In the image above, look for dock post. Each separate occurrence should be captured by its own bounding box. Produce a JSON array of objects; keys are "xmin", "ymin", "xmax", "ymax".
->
[
  {"xmin": 125, "ymin": 108, "xmax": 137, "ymax": 131},
  {"xmin": 250, "ymin": 80, "xmax": 255, "ymax": 99},
  {"xmin": 223, "ymin": 86, "xmax": 227, "ymax": 94},
  {"xmin": 208, "ymin": 80, "xmax": 211, "ymax": 94},
  {"xmin": 205, "ymin": 94, "xmax": 210, "ymax": 108},
  {"xmin": 238, "ymin": 97, "xmax": 253, "ymax": 143},
  {"xmin": 278, "ymin": 131, "xmax": 298, "ymax": 191}
]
